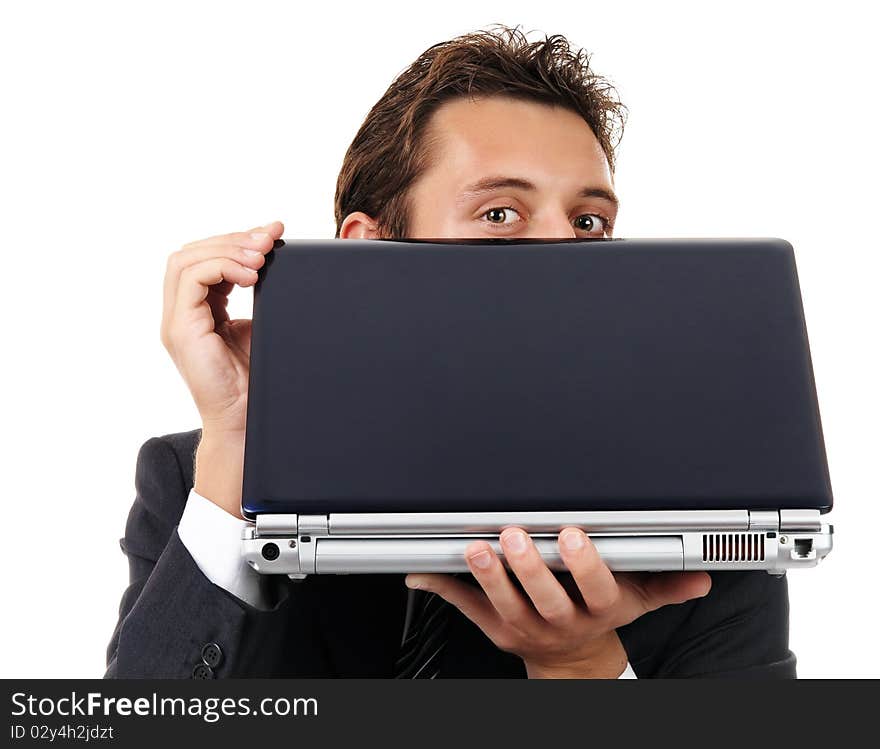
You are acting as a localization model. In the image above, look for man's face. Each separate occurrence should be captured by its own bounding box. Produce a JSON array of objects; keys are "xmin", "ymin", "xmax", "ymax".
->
[{"xmin": 405, "ymin": 95, "xmax": 619, "ymax": 240}]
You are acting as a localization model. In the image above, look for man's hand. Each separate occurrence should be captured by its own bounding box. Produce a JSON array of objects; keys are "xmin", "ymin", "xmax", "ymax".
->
[
  {"xmin": 405, "ymin": 527, "xmax": 712, "ymax": 678},
  {"xmin": 160, "ymin": 221, "xmax": 284, "ymax": 517}
]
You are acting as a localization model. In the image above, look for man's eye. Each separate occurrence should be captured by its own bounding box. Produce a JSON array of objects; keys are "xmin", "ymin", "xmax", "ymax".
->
[
  {"xmin": 573, "ymin": 214, "xmax": 608, "ymax": 234},
  {"xmin": 483, "ymin": 207, "xmax": 520, "ymax": 224}
]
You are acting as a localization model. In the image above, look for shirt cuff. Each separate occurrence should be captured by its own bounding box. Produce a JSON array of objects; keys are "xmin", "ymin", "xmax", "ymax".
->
[
  {"xmin": 618, "ymin": 661, "xmax": 637, "ymax": 679},
  {"xmin": 177, "ymin": 488, "xmax": 270, "ymax": 610}
]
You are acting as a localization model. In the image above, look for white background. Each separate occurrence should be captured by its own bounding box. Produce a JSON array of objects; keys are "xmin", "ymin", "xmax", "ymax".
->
[{"xmin": 1, "ymin": 0, "xmax": 876, "ymax": 678}]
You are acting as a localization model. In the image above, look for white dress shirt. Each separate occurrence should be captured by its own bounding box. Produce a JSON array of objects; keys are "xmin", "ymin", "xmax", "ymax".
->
[{"xmin": 178, "ymin": 488, "xmax": 637, "ymax": 679}]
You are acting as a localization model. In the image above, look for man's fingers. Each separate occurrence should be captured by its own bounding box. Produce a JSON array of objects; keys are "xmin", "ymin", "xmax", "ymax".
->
[
  {"xmin": 498, "ymin": 529, "xmax": 578, "ymax": 627},
  {"xmin": 405, "ymin": 572, "xmax": 505, "ymax": 640},
  {"xmin": 163, "ymin": 235, "xmax": 275, "ymax": 323},
  {"xmin": 617, "ymin": 571, "xmax": 712, "ymax": 617},
  {"xmin": 557, "ymin": 528, "xmax": 620, "ymax": 616},
  {"xmin": 641, "ymin": 571, "xmax": 713, "ymax": 608},
  {"xmin": 558, "ymin": 528, "xmax": 711, "ymax": 623},
  {"xmin": 180, "ymin": 221, "xmax": 284, "ymax": 250},
  {"xmin": 461, "ymin": 539, "xmax": 545, "ymax": 633},
  {"xmin": 176, "ymin": 258, "xmax": 262, "ymax": 313},
  {"xmin": 171, "ymin": 240, "xmax": 274, "ymax": 269},
  {"xmin": 164, "ymin": 243, "xmax": 267, "ymax": 315}
]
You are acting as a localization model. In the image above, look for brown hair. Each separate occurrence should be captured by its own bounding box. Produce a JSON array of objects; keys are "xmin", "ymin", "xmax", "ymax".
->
[{"xmin": 333, "ymin": 24, "xmax": 627, "ymax": 238}]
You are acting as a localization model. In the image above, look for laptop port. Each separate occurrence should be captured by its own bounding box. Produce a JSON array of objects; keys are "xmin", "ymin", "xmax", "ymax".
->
[{"xmin": 793, "ymin": 538, "xmax": 814, "ymax": 558}]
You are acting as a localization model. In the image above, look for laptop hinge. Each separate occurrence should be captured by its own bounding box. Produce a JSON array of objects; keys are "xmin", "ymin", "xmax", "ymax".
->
[
  {"xmin": 779, "ymin": 509, "xmax": 822, "ymax": 532},
  {"xmin": 748, "ymin": 510, "xmax": 780, "ymax": 531},
  {"xmin": 295, "ymin": 515, "xmax": 329, "ymax": 574},
  {"xmin": 254, "ymin": 514, "xmax": 299, "ymax": 537}
]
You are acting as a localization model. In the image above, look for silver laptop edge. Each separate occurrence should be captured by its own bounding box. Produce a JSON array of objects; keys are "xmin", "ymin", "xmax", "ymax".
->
[{"xmin": 242, "ymin": 509, "xmax": 833, "ymax": 578}]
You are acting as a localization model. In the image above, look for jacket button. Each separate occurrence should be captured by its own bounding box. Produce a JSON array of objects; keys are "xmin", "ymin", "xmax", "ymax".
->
[
  {"xmin": 192, "ymin": 663, "xmax": 215, "ymax": 679},
  {"xmin": 201, "ymin": 642, "xmax": 223, "ymax": 668}
]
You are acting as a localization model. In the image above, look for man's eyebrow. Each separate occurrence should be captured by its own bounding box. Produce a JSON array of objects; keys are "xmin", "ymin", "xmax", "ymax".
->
[{"xmin": 455, "ymin": 176, "xmax": 619, "ymax": 209}]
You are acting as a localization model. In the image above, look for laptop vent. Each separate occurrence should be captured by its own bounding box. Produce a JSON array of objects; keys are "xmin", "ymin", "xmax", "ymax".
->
[{"xmin": 702, "ymin": 533, "xmax": 765, "ymax": 563}]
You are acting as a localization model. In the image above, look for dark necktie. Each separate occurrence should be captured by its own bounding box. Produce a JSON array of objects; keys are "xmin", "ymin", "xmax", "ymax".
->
[{"xmin": 393, "ymin": 587, "xmax": 453, "ymax": 679}]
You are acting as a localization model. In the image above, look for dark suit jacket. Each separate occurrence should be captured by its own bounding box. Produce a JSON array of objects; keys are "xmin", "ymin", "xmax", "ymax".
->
[{"xmin": 105, "ymin": 429, "xmax": 797, "ymax": 678}]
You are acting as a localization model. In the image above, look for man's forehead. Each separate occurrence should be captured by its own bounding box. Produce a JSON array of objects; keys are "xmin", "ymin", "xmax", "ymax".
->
[{"xmin": 423, "ymin": 95, "xmax": 613, "ymax": 189}]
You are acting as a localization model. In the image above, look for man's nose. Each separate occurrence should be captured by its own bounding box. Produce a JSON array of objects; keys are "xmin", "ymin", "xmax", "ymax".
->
[{"xmin": 524, "ymin": 213, "xmax": 577, "ymax": 240}]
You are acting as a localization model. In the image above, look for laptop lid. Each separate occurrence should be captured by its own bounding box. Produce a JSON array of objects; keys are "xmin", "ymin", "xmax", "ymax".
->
[{"xmin": 241, "ymin": 238, "xmax": 832, "ymax": 518}]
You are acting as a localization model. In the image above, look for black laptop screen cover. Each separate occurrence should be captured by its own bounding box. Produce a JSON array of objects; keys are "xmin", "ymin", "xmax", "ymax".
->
[{"xmin": 241, "ymin": 238, "xmax": 832, "ymax": 518}]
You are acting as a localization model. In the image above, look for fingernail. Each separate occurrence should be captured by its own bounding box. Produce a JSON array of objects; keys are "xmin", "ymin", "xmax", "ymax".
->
[
  {"xmin": 250, "ymin": 232, "xmax": 269, "ymax": 241},
  {"xmin": 469, "ymin": 550, "xmax": 492, "ymax": 569},
  {"xmin": 243, "ymin": 249, "xmax": 262, "ymax": 256},
  {"xmin": 561, "ymin": 529, "xmax": 585, "ymax": 551},
  {"xmin": 405, "ymin": 575, "xmax": 423, "ymax": 589},
  {"xmin": 504, "ymin": 530, "xmax": 527, "ymax": 553}
]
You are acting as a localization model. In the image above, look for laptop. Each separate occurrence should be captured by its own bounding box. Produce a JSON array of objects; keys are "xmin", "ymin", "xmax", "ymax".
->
[{"xmin": 240, "ymin": 237, "xmax": 833, "ymax": 578}]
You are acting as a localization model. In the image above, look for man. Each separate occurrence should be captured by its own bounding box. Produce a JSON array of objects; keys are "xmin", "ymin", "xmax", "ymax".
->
[{"xmin": 106, "ymin": 26, "xmax": 795, "ymax": 678}]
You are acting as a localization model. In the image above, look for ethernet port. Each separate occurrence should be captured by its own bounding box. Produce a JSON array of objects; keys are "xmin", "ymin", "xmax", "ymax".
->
[{"xmin": 793, "ymin": 538, "xmax": 814, "ymax": 559}]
